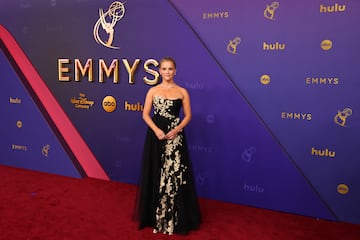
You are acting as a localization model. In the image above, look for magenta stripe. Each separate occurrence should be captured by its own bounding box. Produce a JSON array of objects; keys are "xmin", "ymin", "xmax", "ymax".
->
[{"xmin": 0, "ymin": 24, "xmax": 109, "ymax": 180}]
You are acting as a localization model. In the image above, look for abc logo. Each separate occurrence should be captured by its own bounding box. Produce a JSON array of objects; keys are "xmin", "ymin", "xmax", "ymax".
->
[
  {"xmin": 102, "ymin": 96, "xmax": 117, "ymax": 112},
  {"xmin": 260, "ymin": 74, "xmax": 270, "ymax": 85},
  {"xmin": 321, "ymin": 39, "xmax": 332, "ymax": 50},
  {"xmin": 16, "ymin": 121, "xmax": 23, "ymax": 128},
  {"xmin": 337, "ymin": 183, "xmax": 349, "ymax": 195}
]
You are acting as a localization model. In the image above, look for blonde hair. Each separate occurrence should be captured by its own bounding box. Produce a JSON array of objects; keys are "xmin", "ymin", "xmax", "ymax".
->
[{"xmin": 159, "ymin": 57, "xmax": 176, "ymax": 69}]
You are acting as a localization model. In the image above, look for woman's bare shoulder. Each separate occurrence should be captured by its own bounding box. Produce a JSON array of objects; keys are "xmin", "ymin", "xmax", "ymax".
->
[
  {"xmin": 146, "ymin": 85, "xmax": 161, "ymax": 94},
  {"xmin": 177, "ymin": 85, "xmax": 189, "ymax": 96}
]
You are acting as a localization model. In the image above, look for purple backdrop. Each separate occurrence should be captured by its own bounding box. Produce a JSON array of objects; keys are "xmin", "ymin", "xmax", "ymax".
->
[{"xmin": 0, "ymin": 0, "xmax": 359, "ymax": 224}]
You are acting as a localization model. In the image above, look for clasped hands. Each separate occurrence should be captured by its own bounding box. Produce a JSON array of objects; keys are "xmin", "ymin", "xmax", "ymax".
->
[{"xmin": 156, "ymin": 128, "xmax": 179, "ymax": 140}]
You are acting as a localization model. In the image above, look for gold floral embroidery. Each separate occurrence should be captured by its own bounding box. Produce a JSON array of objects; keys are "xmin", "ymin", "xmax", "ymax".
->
[
  {"xmin": 153, "ymin": 98, "xmax": 188, "ymax": 235},
  {"xmin": 153, "ymin": 96, "xmax": 176, "ymax": 119}
]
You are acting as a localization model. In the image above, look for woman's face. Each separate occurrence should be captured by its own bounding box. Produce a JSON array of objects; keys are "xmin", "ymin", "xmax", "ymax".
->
[{"xmin": 159, "ymin": 61, "xmax": 176, "ymax": 82}]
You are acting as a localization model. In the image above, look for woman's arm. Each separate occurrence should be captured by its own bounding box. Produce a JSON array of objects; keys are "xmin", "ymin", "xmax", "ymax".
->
[
  {"xmin": 142, "ymin": 88, "xmax": 166, "ymax": 140},
  {"xmin": 165, "ymin": 88, "xmax": 192, "ymax": 140}
]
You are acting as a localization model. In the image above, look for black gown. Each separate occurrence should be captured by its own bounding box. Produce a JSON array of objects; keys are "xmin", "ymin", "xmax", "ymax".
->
[{"xmin": 134, "ymin": 95, "xmax": 201, "ymax": 235}]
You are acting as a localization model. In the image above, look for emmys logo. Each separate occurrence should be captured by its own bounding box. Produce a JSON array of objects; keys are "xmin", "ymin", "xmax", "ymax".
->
[
  {"xmin": 281, "ymin": 112, "xmax": 312, "ymax": 121},
  {"xmin": 227, "ymin": 37, "xmax": 241, "ymax": 54},
  {"xmin": 196, "ymin": 172, "xmax": 209, "ymax": 186},
  {"xmin": 305, "ymin": 77, "xmax": 339, "ymax": 85},
  {"xmin": 202, "ymin": 11, "xmax": 229, "ymax": 20},
  {"xmin": 264, "ymin": 2, "xmax": 279, "ymax": 20},
  {"xmin": 242, "ymin": 147, "xmax": 256, "ymax": 163},
  {"xmin": 42, "ymin": 144, "xmax": 50, "ymax": 157},
  {"xmin": 93, "ymin": 1, "xmax": 126, "ymax": 49},
  {"xmin": 189, "ymin": 145, "xmax": 213, "ymax": 153},
  {"xmin": 334, "ymin": 108, "xmax": 352, "ymax": 127}
]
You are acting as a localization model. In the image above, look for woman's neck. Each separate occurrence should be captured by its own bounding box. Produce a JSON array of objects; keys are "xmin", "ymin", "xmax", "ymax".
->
[{"xmin": 160, "ymin": 82, "xmax": 176, "ymax": 89}]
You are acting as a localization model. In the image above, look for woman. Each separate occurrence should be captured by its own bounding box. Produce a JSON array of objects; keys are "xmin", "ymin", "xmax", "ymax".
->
[{"xmin": 134, "ymin": 57, "xmax": 201, "ymax": 235}]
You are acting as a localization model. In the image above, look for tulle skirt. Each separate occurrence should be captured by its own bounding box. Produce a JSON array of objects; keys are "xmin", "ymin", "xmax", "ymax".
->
[{"xmin": 133, "ymin": 115, "xmax": 201, "ymax": 235}]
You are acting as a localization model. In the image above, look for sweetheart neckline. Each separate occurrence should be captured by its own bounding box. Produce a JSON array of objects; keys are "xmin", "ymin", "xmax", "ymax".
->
[{"xmin": 154, "ymin": 95, "xmax": 182, "ymax": 101}]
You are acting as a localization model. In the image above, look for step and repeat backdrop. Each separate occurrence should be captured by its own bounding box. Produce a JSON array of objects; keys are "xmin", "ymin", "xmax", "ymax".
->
[{"xmin": 1, "ymin": 0, "xmax": 359, "ymax": 224}]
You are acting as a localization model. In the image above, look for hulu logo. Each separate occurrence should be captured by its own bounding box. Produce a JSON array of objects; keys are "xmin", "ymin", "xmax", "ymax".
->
[{"xmin": 311, "ymin": 147, "xmax": 336, "ymax": 158}]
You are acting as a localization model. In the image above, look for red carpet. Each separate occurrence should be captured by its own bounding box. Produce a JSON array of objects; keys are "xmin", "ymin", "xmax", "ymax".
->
[{"xmin": 0, "ymin": 165, "xmax": 359, "ymax": 240}]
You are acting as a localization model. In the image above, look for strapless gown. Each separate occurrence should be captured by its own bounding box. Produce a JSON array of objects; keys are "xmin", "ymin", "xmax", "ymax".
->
[{"xmin": 134, "ymin": 96, "xmax": 201, "ymax": 235}]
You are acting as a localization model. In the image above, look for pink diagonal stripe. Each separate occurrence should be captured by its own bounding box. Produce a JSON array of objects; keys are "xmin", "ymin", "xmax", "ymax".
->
[{"xmin": 0, "ymin": 24, "xmax": 109, "ymax": 180}]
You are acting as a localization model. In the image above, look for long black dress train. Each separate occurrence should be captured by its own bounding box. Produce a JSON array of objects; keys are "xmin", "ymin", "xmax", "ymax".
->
[{"xmin": 134, "ymin": 95, "xmax": 201, "ymax": 235}]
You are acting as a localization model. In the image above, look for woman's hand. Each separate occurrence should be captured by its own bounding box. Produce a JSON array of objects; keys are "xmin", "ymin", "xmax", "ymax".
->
[
  {"xmin": 165, "ymin": 128, "xmax": 179, "ymax": 140},
  {"xmin": 155, "ymin": 129, "xmax": 166, "ymax": 140}
]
